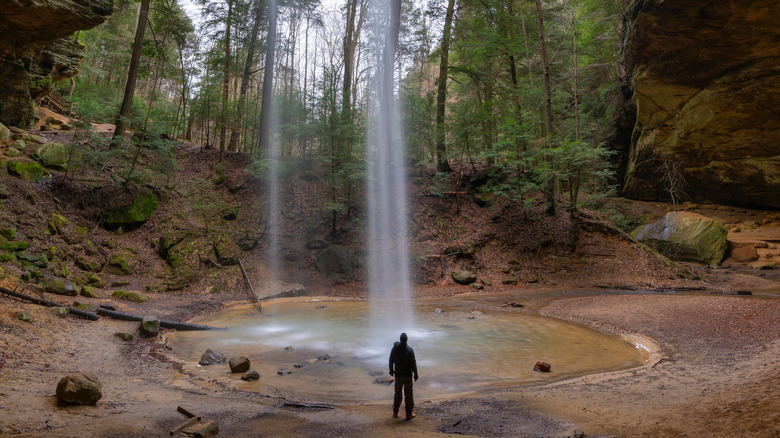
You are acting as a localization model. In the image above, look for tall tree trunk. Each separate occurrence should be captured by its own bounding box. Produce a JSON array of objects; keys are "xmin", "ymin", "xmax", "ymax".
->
[
  {"xmin": 219, "ymin": 0, "xmax": 234, "ymax": 155},
  {"xmin": 228, "ymin": 0, "xmax": 262, "ymax": 152},
  {"xmin": 340, "ymin": 0, "xmax": 364, "ymax": 159},
  {"xmin": 258, "ymin": 0, "xmax": 278, "ymax": 153},
  {"xmin": 112, "ymin": 0, "xmax": 151, "ymax": 146},
  {"xmin": 535, "ymin": 0, "xmax": 555, "ymax": 216},
  {"xmin": 571, "ymin": 8, "xmax": 580, "ymax": 141},
  {"xmin": 435, "ymin": 0, "xmax": 456, "ymax": 173}
]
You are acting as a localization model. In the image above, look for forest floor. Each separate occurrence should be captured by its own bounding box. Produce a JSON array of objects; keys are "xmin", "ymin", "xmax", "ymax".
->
[{"xmin": 1, "ymin": 118, "xmax": 779, "ymax": 436}]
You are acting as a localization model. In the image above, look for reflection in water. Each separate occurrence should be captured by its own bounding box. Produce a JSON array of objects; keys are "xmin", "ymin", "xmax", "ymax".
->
[{"xmin": 171, "ymin": 299, "xmax": 649, "ymax": 402}]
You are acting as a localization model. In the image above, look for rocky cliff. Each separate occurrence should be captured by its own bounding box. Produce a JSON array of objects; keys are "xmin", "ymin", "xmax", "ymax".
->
[
  {"xmin": 0, "ymin": 0, "xmax": 112, "ymax": 127},
  {"xmin": 619, "ymin": 0, "xmax": 780, "ymax": 208}
]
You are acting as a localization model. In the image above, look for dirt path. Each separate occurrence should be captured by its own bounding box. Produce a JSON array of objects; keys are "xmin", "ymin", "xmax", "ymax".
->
[{"xmin": 2, "ymin": 287, "xmax": 779, "ymax": 437}]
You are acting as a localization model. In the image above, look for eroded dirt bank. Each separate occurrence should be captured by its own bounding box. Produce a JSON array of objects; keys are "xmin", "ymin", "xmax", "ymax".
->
[{"xmin": 1, "ymin": 286, "xmax": 779, "ymax": 437}]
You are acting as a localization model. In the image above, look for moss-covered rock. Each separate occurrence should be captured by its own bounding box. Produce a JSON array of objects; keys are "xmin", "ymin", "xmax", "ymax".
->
[
  {"xmin": 53, "ymin": 307, "xmax": 70, "ymax": 318},
  {"xmin": 0, "ymin": 228, "xmax": 17, "ymax": 239},
  {"xmin": 80, "ymin": 285, "xmax": 105, "ymax": 298},
  {"xmin": 63, "ymin": 226, "xmax": 89, "ymax": 244},
  {"xmin": 48, "ymin": 213, "xmax": 69, "ymax": 235},
  {"xmin": 107, "ymin": 254, "xmax": 133, "ymax": 275},
  {"xmin": 103, "ymin": 189, "xmax": 158, "ymax": 230},
  {"xmin": 18, "ymin": 251, "xmax": 48, "ymax": 268},
  {"xmin": 0, "ymin": 237, "xmax": 28, "ymax": 252},
  {"xmin": 0, "ymin": 253, "xmax": 15, "ymax": 262},
  {"xmin": 112, "ymin": 289, "xmax": 148, "ymax": 303},
  {"xmin": 41, "ymin": 277, "xmax": 78, "ymax": 296},
  {"xmin": 18, "ymin": 309, "xmax": 33, "ymax": 323},
  {"xmin": 32, "ymin": 142, "xmax": 70, "ymax": 170},
  {"xmin": 73, "ymin": 302, "xmax": 97, "ymax": 313},
  {"xmin": 214, "ymin": 240, "xmax": 240, "ymax": 266},
  {"xmin": 7, "ymin": 160, "xmax": 50, "ymax": 183},
  {"xmin": 75, "ymin": 256, "xmax": 102, "ymax": 273},
  {"xmin": 632, "ymin": 212, "xmax": 727, "ymax": 266}
]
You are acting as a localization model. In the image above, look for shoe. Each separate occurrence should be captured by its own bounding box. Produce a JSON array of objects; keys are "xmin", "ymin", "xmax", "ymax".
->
[
  {"xmin": 393, "ymin": 412, "xmax": 398, "ymax": 418},
  {"xmin": 406, "ymin": 413, "xmax": 416, "ymax": 421}
]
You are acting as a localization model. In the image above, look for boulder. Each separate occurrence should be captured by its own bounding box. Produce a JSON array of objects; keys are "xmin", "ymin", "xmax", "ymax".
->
[
  {"xmin": 41, "ymin": 277, "xmax": 77, "ymax": 296},
  {"xmin": 7, "ymin": 160, "xmax": 50, "ymax": 182},
  {"xmin": 0, "ymin": 122, "xmax": 9, "ymax": 141},
  {"xmin": 314, "ymin": 245, "xmax": 354, "ymax": 284},
  {"xmin": 55, "ymin": 373, "xmax": 102, "ymax": 406},
  {"xmin": 103, "ymin": 189, "xmax": 158, "ymax": 230},
  {"xmin": 618, "ymin": 0, "xmax": 780, "ymax": 209},
  {"xmin": 199, "ymin": 348, "xmax": 226, "ymax": 366},
  {"xmin": 139, "ymin": 316, "xmax": 160, "ymax": 338},
  {"xmin": 229, "ymin": 356, "xmax": 251, "ymax": 373},
  {"xmin": 75, "ymin": 256, "xmax": 102, "ymax": 273},
  {"xmin": 112, "ymin": 290, "xmax": 147, "ymax": 303},
  {"xmin": 632, "ymin": 212, "xmax": 727, "ymax": 266},
  {"xmin": 32, "ymin": 142, "xmax": 69, "ymax": 170},
  {"xmin": 214, "ymin": 240, "xmax": 240, "ymax": 266},
  {"xmin": 451, "ymin": 270, "xmax": 477, "ymax": 285}
]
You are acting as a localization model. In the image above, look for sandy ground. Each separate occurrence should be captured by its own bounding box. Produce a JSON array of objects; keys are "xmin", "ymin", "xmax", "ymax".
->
[{"xmin": 1, "ymin": 282, "xmax": 779, "ymax": 437}]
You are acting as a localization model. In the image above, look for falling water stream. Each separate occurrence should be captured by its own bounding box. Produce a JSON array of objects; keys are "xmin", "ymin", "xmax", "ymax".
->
[{"xmin": 365, "ymin": 0, "xmax": 413, "ymax": 338}]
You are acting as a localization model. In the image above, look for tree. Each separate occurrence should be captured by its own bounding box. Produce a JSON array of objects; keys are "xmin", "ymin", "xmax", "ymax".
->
[
  {"xmin": 112, "ymin": 0, "xmax": 152, "ymax": 145},
  {"xmin": 435, "ymin": 0, "xmax": 456, "ymax": 173},
  {"xmin": 258, "ymin": 0, "xmax": 279, "ymax": 152}
]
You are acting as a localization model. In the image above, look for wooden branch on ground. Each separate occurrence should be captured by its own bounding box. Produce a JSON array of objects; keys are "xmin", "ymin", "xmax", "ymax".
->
[
  {"xmin": 282, "ymin": 402, "xmax": 334, "ymax": 409},
  {"xmin": 0, "ymin": 286, "xmax": 224, "ymax": 330},
  {"xmin": 96, "ymin": 308, "xmax": 225, "ymax": 331},
  {"xmin": 238, "ymin": 258, "xmax": 264, "ymax": 314},
  {"xmin": 0, "ymin": 286, "xmax": 98, "ymax": 320}
]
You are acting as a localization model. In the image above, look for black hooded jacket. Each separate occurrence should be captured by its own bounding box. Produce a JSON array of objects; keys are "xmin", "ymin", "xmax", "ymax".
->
[{"xmin": 389, "ymin": 341, "xmax": 418, "ymax": 378}]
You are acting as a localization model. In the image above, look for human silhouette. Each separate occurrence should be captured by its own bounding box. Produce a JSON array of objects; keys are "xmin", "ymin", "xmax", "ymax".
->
[{"xmin": 389, "ymin": 332, "xmax": 418, "ymax": 420}]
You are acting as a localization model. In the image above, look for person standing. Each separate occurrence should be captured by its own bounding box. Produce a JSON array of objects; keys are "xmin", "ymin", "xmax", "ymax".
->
[{"xmin": 389, "ymin": 332, "xmax": 418, "ymax": 420}]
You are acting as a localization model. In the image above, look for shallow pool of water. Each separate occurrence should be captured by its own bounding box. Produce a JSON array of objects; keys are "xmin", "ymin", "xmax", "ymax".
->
[{"xmin": 170, "ymin": 298, "xmax": 649, "ymax": 403}]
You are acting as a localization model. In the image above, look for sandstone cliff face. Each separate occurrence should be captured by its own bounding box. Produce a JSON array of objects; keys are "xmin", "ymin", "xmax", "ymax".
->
[
  {"xmin": 620, "ymin": 0, "xmax": 780, "ymax": 208},
  {"xmin": 0, "ymin": 0, "xmax": 112, "ymax": 127}
]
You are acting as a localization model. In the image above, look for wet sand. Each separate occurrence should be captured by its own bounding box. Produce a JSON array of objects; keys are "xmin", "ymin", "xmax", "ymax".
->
[{"xmin": 1, "ymin": 290, "xmax": 779, "ymax": 437}]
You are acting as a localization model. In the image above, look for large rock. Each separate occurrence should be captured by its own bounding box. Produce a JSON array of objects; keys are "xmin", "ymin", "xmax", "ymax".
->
[
  {"xmin": 632, "ymin": 212, "xmax": 727, "ymax": 266},
  {"xmin": 199, "ymin": 348, "xmax": 226, "ymax": 366},
  {"xmin": 314, "ymin": 245, "xmax": 354, "ymax": 284},
  {"xmin": 451, "ymin": 270, "xmax": 477, "ymax": 285},
  {"xmin": 0, "ymin": 0, "xmax": 112, "ymax": 127},
  {"xmin": 139, "ymin": 316, "xmax": 160, "ymax": 338},
  {"xmin": 55, "ymin": 373, "xmax": 102, "ymax": 405},
  {"xmin": 103, "ymin": 189, "xmax": 158, "ymax": 230},
  {"xmin": 7, "ymin": 159, "xmax": 50, "ymax": 182},
  {"xmin": 618, "ymin": 0, "xmax": 780, "ymax": 209},
  {"xmin": 229, "ymin": 356, "xmax": 251, "ymax": 374}
]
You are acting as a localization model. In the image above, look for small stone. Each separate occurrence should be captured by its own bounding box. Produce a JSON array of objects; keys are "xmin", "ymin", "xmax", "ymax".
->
[
  {"xmin": 139, "ymin": 316, "xmax": 160, "ymax": 338},
  {"xmin": 533, "ymin": 361, "xmax": 551, "ymax": 372},
  {"xmin": 502, "ymin": 277, "xmax": 518, "ymax": 285},
  {"xmin": 53, "ymin": 307, "xmax": 69, "ymax": 318},
  {"xmin": 284, "ymin": 346, "xmax": 293, "ymax": 351},
  {"xmin": 241, "ymin": 370, "xmax": 260, "ymax": 381},
  {"xmin": 434, "ymin": 308, "xmax": 444, "ymax": 314},
  {"xmin": 277, "ymin": 369, "xmax": 291, "ymax": 376},
  {"xmin": 374, "ymin": 376, "xmax": 394, "ymax": 385},
  {"xmin": 115, "ymin": 332, "xmax": 134, "ymax": 341},
  {"xmin": 18, "ymin": 309, "xmax": 33, "ymax": 323},
  {"xmin": 56, "ymin": 373, "xmax": 102, "ymax": 406},
  {"xmin": 229, "ymin": 356, "xmax": 250, "ymax": 373},
  {"xmin": 182, "ymin": 419, "xmax": 218, "ymax": 438},
  {"xmin": 199, "ymin": 348, "xmax": 226, "ymax": 366}
]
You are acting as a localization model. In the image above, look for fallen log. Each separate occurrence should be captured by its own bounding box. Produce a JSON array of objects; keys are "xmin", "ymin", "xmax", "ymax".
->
[
  {"xmin": 0, "ymin": 286, "xmax": 98, "ymax": 320},
  {"xmin": 95, "ymin": 308, "xmax": 226, "ymax": 331},
  {"xmin": 1, "ymin": 286, "xmax": 224, "ymax": 330}
]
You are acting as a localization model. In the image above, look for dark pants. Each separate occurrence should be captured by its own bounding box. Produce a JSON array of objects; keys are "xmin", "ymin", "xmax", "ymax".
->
[{"xmin": 393, "ymin": 376, "xmax": 414, "ymax": 417}]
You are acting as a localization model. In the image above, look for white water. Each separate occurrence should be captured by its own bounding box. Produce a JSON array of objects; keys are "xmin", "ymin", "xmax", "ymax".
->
[{"xmin": 365, "ymin": 0, "xmax": 413, "ymax": 342}]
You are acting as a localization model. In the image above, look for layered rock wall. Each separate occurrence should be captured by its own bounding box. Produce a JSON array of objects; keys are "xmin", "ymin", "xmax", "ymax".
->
[
  {"xmin": 0, "ymin": 0, "xmax": 112, "ymax": 127},
  {"xmin": 620, "ymin": 0, "xmax": 780, "ymax": 208}
]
